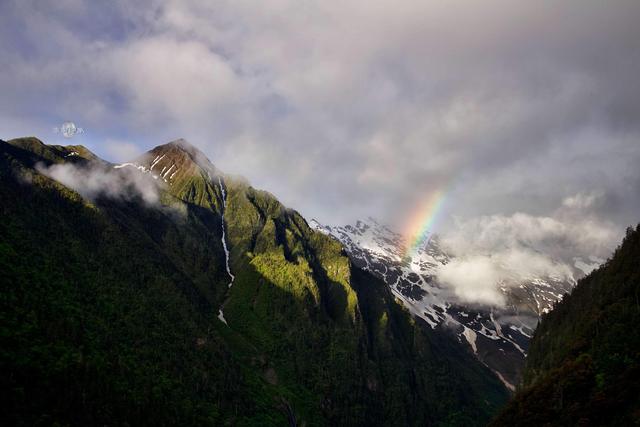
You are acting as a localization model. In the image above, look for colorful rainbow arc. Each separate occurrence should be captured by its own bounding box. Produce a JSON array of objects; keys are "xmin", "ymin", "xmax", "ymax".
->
[{"xmin": 404, "ymin": 189, "xmax": 449, "ymax": 257}]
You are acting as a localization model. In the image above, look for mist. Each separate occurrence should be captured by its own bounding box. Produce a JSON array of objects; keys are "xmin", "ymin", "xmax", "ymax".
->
[
  {"xmin": 36, "ymin": 162, "xmax": 162, "ymax": 206},
  {"xmin": 435, "ymin": 203, "xmax": 620, "ymax": 306}
]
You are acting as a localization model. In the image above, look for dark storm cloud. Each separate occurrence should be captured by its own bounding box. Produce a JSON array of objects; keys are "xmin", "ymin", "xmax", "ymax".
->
[{"xmin": 1, "ymin": 0, "xmax": 639, "ymax": 243}]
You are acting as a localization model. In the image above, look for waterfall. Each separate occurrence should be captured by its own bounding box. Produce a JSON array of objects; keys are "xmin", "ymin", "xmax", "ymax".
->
[{"xmin": 217, "ymin": 176, "xmax": 234, "ymax": 325}]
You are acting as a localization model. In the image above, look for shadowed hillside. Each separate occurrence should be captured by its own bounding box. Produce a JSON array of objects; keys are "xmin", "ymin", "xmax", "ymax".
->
[
  {"xmin": 0, "ymin": 137, "xmax": 508, "ymax": 426},
  {"xmin": 491, "ymin": 225, "xmax": 640, "ymax": 426}
]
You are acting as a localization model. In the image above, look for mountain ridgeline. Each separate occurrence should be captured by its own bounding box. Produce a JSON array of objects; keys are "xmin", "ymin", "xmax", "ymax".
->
[
  {"xmin": 492, "ymin": 225, "xmax": 640, "ymax": 426},
  {"xmin": 0, "ymin": 137, "xmax": 508, "ymax": 426},
  {"xmin": 310, "ymin": 219, "xmax": 566, "ymax": 390}
]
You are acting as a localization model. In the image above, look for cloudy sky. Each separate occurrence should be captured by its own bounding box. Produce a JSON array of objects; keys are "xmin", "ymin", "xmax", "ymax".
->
[{"xmin": 1, "ymin": 1, "xmax": 639, "ymax": 251}]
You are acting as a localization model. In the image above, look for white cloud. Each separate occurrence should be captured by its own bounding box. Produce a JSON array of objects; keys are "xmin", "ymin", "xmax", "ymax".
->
[
  {"xmin": 105, "ymin": 36, "xmax": 244, "ymax": 128},
  {"xmin": 562, "ymin": 191, "xmax": 602, "ymax": 210},
  {"xmin": 1, "ymin": 0, "xmax": 639, "ymax": 229},
  {"xmin": 441, "ymin": 211, "xmax": 619, "ymax": 261},
  {"xmin": 437, "ymin": 256, "xmax": 507, "ymax": 306},
  {"xmin": 36, "ymin": 162, "xmax": 161, "ymax": 206},
  {"xmin": 436, "ymin": 249, "xmax": 576, "ymax": 307},
  {"xmin": 103, "ymin": 139, "xmax": 142, "ymax": 162},
  {"xmin": 435, "ymin": 208, "xmax": 620, "ymax": 306}
]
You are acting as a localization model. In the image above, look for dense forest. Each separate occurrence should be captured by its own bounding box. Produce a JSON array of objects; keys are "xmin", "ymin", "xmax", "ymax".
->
[
  {"xmin": 0, "ymin": 138, "xmax": 508, "ymax": 426},
  {"xmin": 491, "ymin": 225, "xmax": 640, "ymax": 426}
]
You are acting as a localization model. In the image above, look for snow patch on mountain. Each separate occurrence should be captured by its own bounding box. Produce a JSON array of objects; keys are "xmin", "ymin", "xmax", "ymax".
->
[
  {"xmin": 114, "ymin": 161, "xmax": 179, "ymax": 184},
  {"xmin": 463, "ymin": 327, "xmax": 477, "ymax": 354},
  {"xmin": 310, "ymin": 217, "xmax": 593, "ymax": 387}
]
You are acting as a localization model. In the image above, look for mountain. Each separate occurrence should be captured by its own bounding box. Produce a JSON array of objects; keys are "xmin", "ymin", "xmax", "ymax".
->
[
  {"xmin": 0, "ymin": 137, "xmax": 509, "ymax": 426},
  {"xmin": 490, "ymin": 225, "xmax": 640, "ymax": 426},
  {"xmin": 311, "ymin": 218, "xmax": 584, "ymax": 389}
]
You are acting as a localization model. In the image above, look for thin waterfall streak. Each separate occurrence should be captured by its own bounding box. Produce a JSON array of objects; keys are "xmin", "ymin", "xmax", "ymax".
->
[{"xmin": 218, "ymin": 176, "xmax": 235, "ymax": 287}]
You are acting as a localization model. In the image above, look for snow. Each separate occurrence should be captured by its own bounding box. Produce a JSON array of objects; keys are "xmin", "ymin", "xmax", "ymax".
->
[
  {"xmin": 113, "ymin": 161, "xmax": 172, "ymax": 182},
  {"xmin": 163, "ymin": 164, "xmax": 175, "ymax": 179},
  {"xmin": 311, "ymin": 217, "xmax": 577, "ymax": 376},
  {"xmin": 489, "ymin": 311, "xmax": 526, "ymax": 356},
  {"xmin": 114, "ymin": 162, "xmax": 137, "ymax": 169},
  {"xmin": 463, "ymin": 327, "xmax": 478, "ymax": 354},
  {"xmin": 493, "ymin": 370, "xmax": 516, "ymax": 392},
  {"xmin": 114, "ymin": 162, "xmax": 151, "ymax": 174},
  {"xmin": 312, "ymin": 217, "xmax": 454, "ymax": 329},
  {"xmin": 150, "ymin": 154, "xmax": 165, "ymax": 170},
  {"xmin": 390, "ymin": 287, "xmax": 439, "ymax": 328},
  {"xmin": 510, "ymin": 324, "xmax": 533, "ymax": 339}
]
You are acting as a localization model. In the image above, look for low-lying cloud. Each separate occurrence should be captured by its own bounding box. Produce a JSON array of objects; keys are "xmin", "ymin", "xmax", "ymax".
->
[
  {"xmin": 435, "ymin": 202, "xmax": 621, "ymax": 306},
  {"xmin": 437, "ymin": 249, "xmax": 574, "ymax": 306},
  {"xmin": 36, "ymin": 162, "xmax": 161, "ymax": 206}
]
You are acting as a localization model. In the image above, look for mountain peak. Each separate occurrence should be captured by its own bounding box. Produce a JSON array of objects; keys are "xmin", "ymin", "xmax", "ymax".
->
[
  {"xmin": 116, "ymin": 139, "xmax": 218, "ymax": 185},
  {"xmin": 6, "ymin": 136, "xmax": 99, "ymax": 163},
  {"xmin": 163, "ymin": 138, "xmax": 199, "ymax": 154},
  {"xmin": 152, "ymin": 138, "xmax": 206, "ymax": 162}
]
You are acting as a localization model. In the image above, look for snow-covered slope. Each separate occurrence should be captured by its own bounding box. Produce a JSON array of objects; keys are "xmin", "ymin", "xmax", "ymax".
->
[{"xmin": 311, "ymin": 217, "xmax": 584, "ymax": 389}]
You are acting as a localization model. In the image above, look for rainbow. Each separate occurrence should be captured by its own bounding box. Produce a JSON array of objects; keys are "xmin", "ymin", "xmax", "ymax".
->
[{"xmin": 404, "ymin": 189, "xmax": 448, "ymax": 257}]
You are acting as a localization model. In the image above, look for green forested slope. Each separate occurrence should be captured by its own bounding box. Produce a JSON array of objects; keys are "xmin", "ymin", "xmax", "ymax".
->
[
  {"xmin": 0, "ymin": 138, "xmax": 508, "ymax": 426},
  {"xmin": 491, "ymin": 225, "xmax": 640, "ymax": 426}
]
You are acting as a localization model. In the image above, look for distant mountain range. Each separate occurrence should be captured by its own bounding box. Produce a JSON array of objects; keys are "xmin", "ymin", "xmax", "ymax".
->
[{"xmin": 311, "ymin": 217, "xmax": 592, "ymax": 389}]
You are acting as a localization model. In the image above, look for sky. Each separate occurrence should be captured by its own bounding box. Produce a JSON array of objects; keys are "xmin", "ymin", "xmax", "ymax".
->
[{"xmin": 1, "ymin": 1, "xmax": 639, "ymax": 264}]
